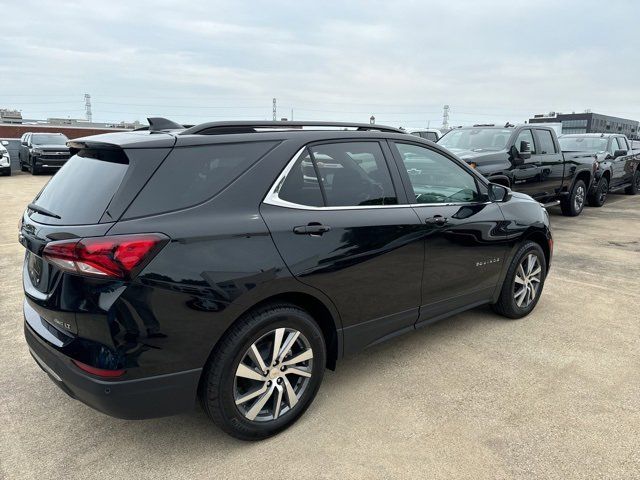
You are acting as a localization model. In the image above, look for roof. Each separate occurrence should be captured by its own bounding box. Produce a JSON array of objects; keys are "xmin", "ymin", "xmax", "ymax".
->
[{"xmin": 559, "ymin": 133, "xmax": 621, "ymax": 138}]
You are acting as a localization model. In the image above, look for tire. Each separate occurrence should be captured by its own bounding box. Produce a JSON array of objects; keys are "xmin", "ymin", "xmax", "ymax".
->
[
  {"xmin": 20, "ymin": 161, "xmax": 28, "ymax": 172},
  {"xmin": 587, "ymin": 176, "xmax": 608, "ymax": 207},
  {"xmin": 560, "ymin": 179, "xmax": 586, "ymax": 216},
  {"xmin": 492, "ymin": 241, "xmax": 547, "ymax": 319},
  {"xmin": 30, "ymin": 160, "xmax": 39, "ymax": 175},
  {"xmin": 625, "ymin": 169, "xmax": 640, "ymax": 195},
  {"xmin": 200, "ymin": 303, "xmax": 326, "ymax": 440}
]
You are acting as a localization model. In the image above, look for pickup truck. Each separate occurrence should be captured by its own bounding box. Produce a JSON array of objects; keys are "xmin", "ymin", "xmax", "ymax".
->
[
  {"xmin": 18, "ymin": 132, "xmax": 70, "ymax": 175},
  {"xmin": 558, "ymin": 133, "xmax": 640, "ymax": 207},
  {"xmin": 438, "ymin": 124, "xmax": 597, "ymax": 216}
]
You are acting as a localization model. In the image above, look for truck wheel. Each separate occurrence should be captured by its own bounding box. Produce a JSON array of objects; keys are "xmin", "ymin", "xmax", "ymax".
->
[
  {"xmin": 199, "ymin": 303, "xmax": 326, "ymax": 440},
  {"xmin": 625, "ymin": 169, "xmax": 640, "ymax": 195},
  {"xmin": 30, "ymin": 161, "xmax": 40, "ymax": 175},
  {"xmin": 560, "ymin": 179, "xmax": 586, "ymax": 216},
  {"xmin": 20, "ymin": 162, "xmax": 28, "ymax": 172},
  {"xmin": 587, "ymin": 177, "xmax": 608, "ymax": 207},
  {"xmin": 492, "ymin": 241, "xmax": 546, "ymax": 319}
]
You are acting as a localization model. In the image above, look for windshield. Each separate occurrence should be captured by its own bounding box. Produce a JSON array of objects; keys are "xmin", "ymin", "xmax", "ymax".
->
[
  {"xmin": 559, "ymin": 136, "xmax": 608, "ymax": 152},
  {"xmin": 31, "ymin": 134, "xmax": 68, "ymax": 145},
  {"xmin": 438, "ymin": 128, "xmax": 512, "ymax": 152}
]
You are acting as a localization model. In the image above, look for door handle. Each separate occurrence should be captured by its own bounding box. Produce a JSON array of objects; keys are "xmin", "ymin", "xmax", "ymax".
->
[
  {"xmin": 425, "ymin": 215, "xmax": 448, "ymax": 226},
  {"xmin": 293, "ymin": 223, "xmax": 331, "ymax": 235}
]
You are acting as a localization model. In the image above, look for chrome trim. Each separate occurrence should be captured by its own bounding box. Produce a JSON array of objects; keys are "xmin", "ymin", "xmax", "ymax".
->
[{"xmin": 262, "ymin": 146, "xmax": 492, "ymax": 211}]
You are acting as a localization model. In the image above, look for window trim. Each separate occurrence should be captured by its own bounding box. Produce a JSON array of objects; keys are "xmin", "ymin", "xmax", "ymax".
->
[{"xmin": 263, "ymin": 141, "xmax": 408, "ymax": 211}]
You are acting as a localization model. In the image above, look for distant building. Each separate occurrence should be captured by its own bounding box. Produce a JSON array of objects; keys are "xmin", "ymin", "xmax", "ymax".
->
[
  {"xmin": 0, "ymin": 109, "xmax": 23, "ymax": 124},
  {"xmin": 529, "ymin": 112, "xmax": 639, "ymax": 139}
]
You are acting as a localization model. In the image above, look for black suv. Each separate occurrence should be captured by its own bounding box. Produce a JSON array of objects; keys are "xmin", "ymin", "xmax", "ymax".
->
[
  {"xmin": 21, "ymin": 120, "xmax": 552, "ymax": 440},
  {"xmin": 18, "ymin": 132, "xmax": 71, "ymax": 174}
]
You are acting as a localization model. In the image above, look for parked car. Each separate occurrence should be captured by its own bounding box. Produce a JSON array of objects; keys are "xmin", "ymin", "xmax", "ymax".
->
[
  {"xmin": 21, "ymin": 119, "xmax": 552, "ymax": 440},
  {"xmin": 558, "ymin": 133, "xmax": 640, "ymax": 206},
  {"xmin": 409, "ymin": 128, "xmax": 442, "ymax": 142},
  {"xmin": 0, "ymin": 140, "xmax": 11, "ymax": 176},
  {"xmin": 438, "ymin": 124, "xmax": 598, "ymax": 216},
  {"xmin": 18, "ymin": 132, "xmax": 70, "ymax": 174}
]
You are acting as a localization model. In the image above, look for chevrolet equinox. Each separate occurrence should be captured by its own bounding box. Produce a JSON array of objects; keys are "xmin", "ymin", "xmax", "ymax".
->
[{"xmin": 21, "ymin": 119, "xmax": 552, "ymax": 440}]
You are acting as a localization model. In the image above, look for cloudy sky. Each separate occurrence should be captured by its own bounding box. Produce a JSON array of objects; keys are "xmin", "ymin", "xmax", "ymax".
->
[{"xmin": 0, "ymin": 0, "xmax": 638, "ymax": 128}]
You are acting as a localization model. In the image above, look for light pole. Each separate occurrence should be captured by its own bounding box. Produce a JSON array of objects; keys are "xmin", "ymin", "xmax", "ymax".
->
[{"xmin": 370, "ymin": 115, "xmax": 375, "ymax": 125}]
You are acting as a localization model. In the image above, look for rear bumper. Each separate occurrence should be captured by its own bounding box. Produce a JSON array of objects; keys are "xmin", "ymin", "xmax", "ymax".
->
[{"xmin": 24, "ymin": 321, "xmax": 202, "ymax": 420}]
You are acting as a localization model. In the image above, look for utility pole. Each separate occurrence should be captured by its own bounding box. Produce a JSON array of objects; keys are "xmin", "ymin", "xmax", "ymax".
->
[
  {"xmin": 441, "ymin": 105, "xmax": 450, "ymax": 130},
  {"xmin": 84, "ymin": 93, "xmax": 92, "ymax": 123},
  {"xmin": 272, "ymin": 98, "xmax": 277, "ymax": 121}
]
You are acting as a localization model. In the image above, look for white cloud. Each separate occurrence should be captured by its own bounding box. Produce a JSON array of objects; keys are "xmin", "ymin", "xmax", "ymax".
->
[{"xmin": 0, "ymin": 0, "xmax": 638, "ymax": 127}]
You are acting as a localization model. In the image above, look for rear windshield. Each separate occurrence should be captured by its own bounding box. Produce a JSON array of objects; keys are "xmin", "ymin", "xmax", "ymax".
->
[
  {"xmin": 124, "ymin": 141, "xmax": 278, "ymax": 218},
  {"xmin": 30, "ymin": 149, "xmax": 128, "ymax": 225},
  {"xmin": 31, "ymin": 134, "xmax": 68, "ymax": 145}
]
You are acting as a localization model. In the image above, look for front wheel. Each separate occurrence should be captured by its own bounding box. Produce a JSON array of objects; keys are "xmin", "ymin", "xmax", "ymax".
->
[
  {"xmin": 560, "ymin": 179, "xmax": 586, "ymax": 216},
  {"xmin": 492, "ymin": 241, "xmax": 547, "ymax": 319},
  {"xmin": 587, "ymin": 176, "xmax": 608, "ymax": 207},
  {"xmin": 200, "ymin": 304, "xmax": 326, "ymax": 440},
  {"xmin": 625, "ymin": 169, "xmax": 640, "ymax": 195}
]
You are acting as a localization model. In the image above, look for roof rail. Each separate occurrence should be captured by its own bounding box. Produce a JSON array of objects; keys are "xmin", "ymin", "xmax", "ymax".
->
[{"xmin": 180, "ymin": 121, "xmax": 404, "ymax": 136}]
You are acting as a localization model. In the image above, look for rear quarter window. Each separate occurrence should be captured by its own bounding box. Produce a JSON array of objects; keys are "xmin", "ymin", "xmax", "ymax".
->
[{"xmin": 124, "ymin": 141, "xmax": 278, "ymax": 218}]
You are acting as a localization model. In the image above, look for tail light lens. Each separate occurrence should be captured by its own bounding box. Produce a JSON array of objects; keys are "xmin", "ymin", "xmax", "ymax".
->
[{"xmin": 42, "ymin": 233, "xmax": 168, "ymax": 280}]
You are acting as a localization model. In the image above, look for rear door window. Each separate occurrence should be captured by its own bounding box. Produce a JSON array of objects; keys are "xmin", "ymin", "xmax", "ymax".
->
[
  {"xmin": 535, "ymin": 129, "xmax": 557, "ymax": 154},
  {"xmin": 125, "ymin": 141, "xmax": 278, "ymax": 218},
  {"xmin": 29, "ymin": 149, "xmax": 129, "ymax": 225},
  {"xmin": 311, "ymin": 142, "xmax": 397, "ymax": 207},
  {"xmin": 616, "ymin": 137, "xmax": 628, "ymax": 151},
  {"xmin": 275, "ymin": 142, "xmax": 397, "ymax": 207}
]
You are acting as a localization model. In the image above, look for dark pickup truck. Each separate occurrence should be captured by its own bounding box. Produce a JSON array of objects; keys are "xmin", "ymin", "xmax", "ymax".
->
[
  {"xmin": 18, "ymin": 132, "xmax": 71, "ymax": 175},
  {"xmin": 558, "ymin": 133, "xmax": 640, "ymax": 207},
  {"xmin": 438, "ymin": 124, "xmax": 597, "ymax": 216}
]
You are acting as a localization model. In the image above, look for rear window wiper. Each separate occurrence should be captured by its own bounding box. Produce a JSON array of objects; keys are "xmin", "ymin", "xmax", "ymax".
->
[{"xmin": 28, "ymin": 203, "xmax": 61, "ymax": 219}]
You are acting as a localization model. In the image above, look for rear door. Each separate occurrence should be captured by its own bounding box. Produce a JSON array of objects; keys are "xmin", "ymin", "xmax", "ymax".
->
[
  {"xmin": 388, "ymin": 140, "xmax": 509, "ymax": 324},
  {"xmin": 260, "ymin": 140, "xmax": 424, "ymax": 353}
]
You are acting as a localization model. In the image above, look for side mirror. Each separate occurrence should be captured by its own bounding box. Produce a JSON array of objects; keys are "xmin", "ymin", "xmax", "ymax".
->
[
  {"xmin": 21, "ymin": 140, "xmax": 27, "ymax": 146},
  {"xmin": 613, "ymin": 149, "xmax": 627, "ymax": 158},
  {"xmin": 519, "ymin": 141, "xmax": 532, "ymax": 160},
  {"xmin": 1, "ymin": 140, "xmax": 8, "ymax": 146},
  {"xmin": 509, "ymin": 145, "xmax": 525, "ymax": 165},
  {"xmin": 488, "ymin": 183, "xmax": 511, "ymax": 202}
]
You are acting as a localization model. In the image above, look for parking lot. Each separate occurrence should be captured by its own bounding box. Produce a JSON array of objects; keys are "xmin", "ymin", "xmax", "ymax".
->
[{"xmin": 0, "ymin": 171, "xmax": 638, "ymax": 479}]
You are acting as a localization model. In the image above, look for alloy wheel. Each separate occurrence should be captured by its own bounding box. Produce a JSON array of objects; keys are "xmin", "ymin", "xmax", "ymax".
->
[
  {"xmin": 599, "ymin": 179, "xmax": 608, "ymax": 204},
  {"xmin": 574, "ymin": 184, "xmax": 585, "ymax": 212},
  {"xmin": 234, "ymin": 328, "xmax": 313, "ymax": 422},
  {"xmin": 513, "ymin": 253, "xmax": 542, "ymax": 308}
]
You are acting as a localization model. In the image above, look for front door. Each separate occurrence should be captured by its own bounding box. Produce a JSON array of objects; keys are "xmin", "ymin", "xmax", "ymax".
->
[
  {"xmin": 510, "ymin": 128, "xmax": 543, "ymax": 198},
  {"xmin": 389, "ymin": 140, "xmax": 509, "ymax": 324},
  {"xmin": 260, "ymin": 140, "xmax": 424, "ymax": 353}
]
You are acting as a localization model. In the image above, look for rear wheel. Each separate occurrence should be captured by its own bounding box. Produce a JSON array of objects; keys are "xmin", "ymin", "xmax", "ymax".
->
[
  {"xmin": 587, "ymin": 176, "xmax": 608, "ymax": 207},
  {"xmin": 200, "ymin": 304, "xmax": 326, "ymax": 440},
  {"xmin": 492, "ymin": 241, "xmax": 546, "ymax": 319},
  {"xmin": 625, "ymin": 169, "xmax": 640, "ymax": 195},
  {"xmin": 560, "ymin": 179, "xmax": 586, "ymax": 216}
]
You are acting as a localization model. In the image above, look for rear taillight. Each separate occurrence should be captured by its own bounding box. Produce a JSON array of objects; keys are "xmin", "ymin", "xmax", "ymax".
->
[{"xmin": 42, "ymin": 233, "xmax": 168, "ymax": 280}]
